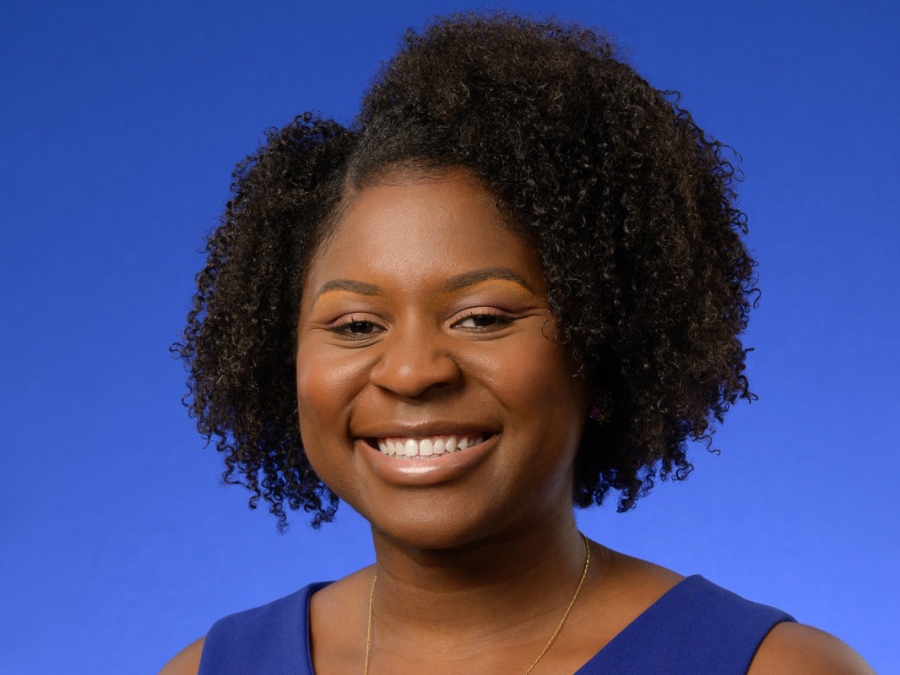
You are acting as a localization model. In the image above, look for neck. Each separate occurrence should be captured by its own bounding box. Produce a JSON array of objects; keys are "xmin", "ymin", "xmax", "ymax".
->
[{"xmin": 368, "ymin": 510, "xmax": 593, "ymax": 642}]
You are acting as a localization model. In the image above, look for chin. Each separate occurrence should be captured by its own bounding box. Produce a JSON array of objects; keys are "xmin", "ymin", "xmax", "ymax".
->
[{"xmin": 361, "ymin": 501, "xmax": 512, "ymax": 553}]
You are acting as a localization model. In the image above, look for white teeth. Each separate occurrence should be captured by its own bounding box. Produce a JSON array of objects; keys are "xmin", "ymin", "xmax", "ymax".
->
[
  {"xmin": 374, "ymin": 434, "xmax": 488, "ymax": 459},
  {"xmin": 404, "ymin": 439, "xmax": 417, "ymax": 457}
]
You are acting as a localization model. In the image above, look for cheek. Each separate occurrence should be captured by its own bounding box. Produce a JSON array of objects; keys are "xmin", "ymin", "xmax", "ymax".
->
[
  {"xmin": 294, "ymin": 358, "xmax": 365, "ymax": 503},
  {"xmin": 294, "ymin": 345, "xmax": 366, "ymax": 452},
  {"xmin": 505, "ymin": 331, "xmax": 583, "ymax": 403},
  {"xmin": 466, "ymin": 330, "xmax": 588, "ymax": 444}
]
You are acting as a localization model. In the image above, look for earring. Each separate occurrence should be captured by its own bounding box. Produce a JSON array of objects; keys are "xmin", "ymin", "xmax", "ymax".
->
[{"xmin": 589, "ymin": 398, "xmax": 611, "ymax": 424}]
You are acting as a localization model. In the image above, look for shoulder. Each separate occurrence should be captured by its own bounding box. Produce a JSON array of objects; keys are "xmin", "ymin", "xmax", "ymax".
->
[
  {"xmin": 748, "ymin": 622, "xmax": 876, "ymax": 675},
  {"xmin": 308, "ymin": 567, "xmax": 375, "ymax": 667},
  {"xmin": 157, "ymin": 580, "xmax": 336, "ymax": 675},
  {"xmin": 158, "ymin": 637, "xmax": 204, "ymax": 675}
]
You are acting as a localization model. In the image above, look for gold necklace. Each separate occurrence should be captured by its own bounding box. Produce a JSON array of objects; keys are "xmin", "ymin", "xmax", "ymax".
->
[{"xmin": 364, "ymin": 533, "xmax": 591, "ymax": 675}]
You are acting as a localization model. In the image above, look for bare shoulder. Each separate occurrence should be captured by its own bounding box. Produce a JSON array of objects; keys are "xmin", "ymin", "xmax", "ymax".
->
[
  {"xmin": 158, "ymin": 637, "xmax": 205, "ymax": 675},
  {"xmin": 597, "ymin": 545, "xmax": 684, "ymax": 601},
  {"xmin": 308, "ymin": 566, "xmax": 374, "ymax": 674},
  {"xmin": 309, "ymin": 564, "xmax": 375, "ymax": 619},
  {"xmin": 748, "ymin": 623, "xmax": 876, "ymax": 675}
]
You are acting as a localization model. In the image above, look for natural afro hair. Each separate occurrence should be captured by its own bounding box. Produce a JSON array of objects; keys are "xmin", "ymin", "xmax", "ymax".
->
[{"xmin": 176, "ymin": 12, "xmax": 758, "ymax": 529}]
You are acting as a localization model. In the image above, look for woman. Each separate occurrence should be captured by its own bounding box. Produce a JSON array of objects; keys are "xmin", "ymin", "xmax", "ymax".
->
[{"xmin": 163, "ymin": 13, "xmax": 875, "ymax": 675}]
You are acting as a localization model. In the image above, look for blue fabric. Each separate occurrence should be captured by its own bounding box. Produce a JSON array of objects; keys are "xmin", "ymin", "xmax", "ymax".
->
[
  {"xmin": 198, "ymin": 575, "xmax": 794, "ymax": 675},
  {"xmin": 198, "ymin": 582, "xmax": 328, "ymax": 675},
  {"xmin": 575, "ymin": 576, "xmax": 795, "ymax": 674}
]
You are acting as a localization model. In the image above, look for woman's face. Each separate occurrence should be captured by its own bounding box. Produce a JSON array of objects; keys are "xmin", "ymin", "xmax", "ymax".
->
[{"xmin": 295, "ymin": 169, "xmax": 590, "ymax": 549}]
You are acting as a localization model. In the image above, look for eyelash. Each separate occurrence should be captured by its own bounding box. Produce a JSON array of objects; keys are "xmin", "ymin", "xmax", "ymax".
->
[
  {"xmin": 330, "ymin": 316, "xmax": 383, "ymax": 340},
  {"xmin": 452, "ymin": 310, "xmax": 514, "ymax": 331},
  {"xmin": 328, "ymin": 310, "xmax": 514, "ymax": 340}
]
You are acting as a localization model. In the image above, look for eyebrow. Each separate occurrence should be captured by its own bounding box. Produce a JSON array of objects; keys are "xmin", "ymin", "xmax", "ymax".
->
[
  {"xmin": 314, "ymin": 279, "xmax": 381, "ymax": 300},
  {"xmin": 313, "ymin": 267, "xmax": 533, "ymax": 302},
  {"xmin": 441, "ymin": 267, "xmax": 534, "ymax": 293}
]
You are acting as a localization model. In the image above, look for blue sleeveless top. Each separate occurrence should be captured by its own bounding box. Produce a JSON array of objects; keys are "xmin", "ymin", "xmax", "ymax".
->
[{"xmin": 198, "ymin": 575, "xmax": 794, "ymax": 674}]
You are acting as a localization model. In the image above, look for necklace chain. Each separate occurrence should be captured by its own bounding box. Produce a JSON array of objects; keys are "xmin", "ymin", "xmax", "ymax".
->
[{"xmin": 363, "ymin": 533, "xmax": 591, "ymax": 675}]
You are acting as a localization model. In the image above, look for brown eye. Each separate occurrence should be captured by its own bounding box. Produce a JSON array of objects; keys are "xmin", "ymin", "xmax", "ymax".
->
[
  {"xmin": 332, "ymin": 318, "xmax": 383, "ymax": 339},
  {"xmin": 454, "ymin": 312, "xmax": 514, "ymax": 331},
  {"xmin": 348, "ymin": 321, "xmax": 376, "ymax": 333}
]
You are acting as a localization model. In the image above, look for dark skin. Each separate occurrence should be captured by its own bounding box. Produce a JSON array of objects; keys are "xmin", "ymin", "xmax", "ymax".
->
[{"xmin": 160, "ymin": 170, "xmax": 875, "ymax": 675}]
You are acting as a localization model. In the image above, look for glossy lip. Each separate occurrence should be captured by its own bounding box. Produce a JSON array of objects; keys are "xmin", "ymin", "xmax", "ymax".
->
[{"xmin": 358, "ymin": 433, "xmax": 499, "ymax": 486}]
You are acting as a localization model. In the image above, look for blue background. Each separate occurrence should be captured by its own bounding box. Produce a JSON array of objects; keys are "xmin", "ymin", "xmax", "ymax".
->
[{"xmin": 2, "ymin": 1, "xmax": 897, "ymax": 673}]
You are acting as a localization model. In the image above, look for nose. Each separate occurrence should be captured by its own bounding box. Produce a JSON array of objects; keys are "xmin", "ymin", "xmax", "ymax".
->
[{"xmin": 368, "ymin": 323, "xmax": 461, "ymax": 398}]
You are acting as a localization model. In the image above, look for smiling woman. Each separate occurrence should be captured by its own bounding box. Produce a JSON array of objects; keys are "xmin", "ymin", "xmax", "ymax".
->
[
  {"xmin": 163, "ymin": 11, "xmax": 875, "ymax": 675},
  {"xmin": 295, "ymin": 171, "xmax": 589, "ymax": 552}
]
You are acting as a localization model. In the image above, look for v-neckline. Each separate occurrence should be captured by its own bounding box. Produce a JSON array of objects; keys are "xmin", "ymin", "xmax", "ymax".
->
[
  {"xmin": 303, "ymin": 575, "xmax": 699, "ymax": 675},
  {"xmin": 570, "ymin": 575, "xmax": 698, "ymax": 673}
]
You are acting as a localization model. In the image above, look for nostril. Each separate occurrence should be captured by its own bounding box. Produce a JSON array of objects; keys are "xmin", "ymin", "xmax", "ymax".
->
[{"xmin": 369, "ymin": 347, "xmax": 462, "ymax": 398}]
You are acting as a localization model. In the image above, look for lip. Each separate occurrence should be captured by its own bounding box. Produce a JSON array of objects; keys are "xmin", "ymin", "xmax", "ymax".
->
[
  {"xmin": 359, "ymin": 433, "xmax": 499, "ymax": 486},
  {"xmin": 353, "ymin": 421, "xmax": 495, "ymax": 438}
]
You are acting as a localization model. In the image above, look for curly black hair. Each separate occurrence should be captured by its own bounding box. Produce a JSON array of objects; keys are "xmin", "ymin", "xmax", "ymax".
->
[{"xmin": 176, "ymin": 12, "xmax": 757, "ymax": 529}]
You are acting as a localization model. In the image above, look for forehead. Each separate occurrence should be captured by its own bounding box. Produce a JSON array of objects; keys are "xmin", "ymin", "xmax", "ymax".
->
[{"xmin": 304, "ymin": 170, "xmax": 546, "ymax": 298}]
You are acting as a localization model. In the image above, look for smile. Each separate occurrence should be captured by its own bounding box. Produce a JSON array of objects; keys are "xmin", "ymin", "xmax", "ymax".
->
[
  {"xmin": 372, "ymin": 434, "xmax": 490, "ymax": 459},
  {"xmin": 359, "ymin": 432, "xmax": 499, "ymax": 485}
]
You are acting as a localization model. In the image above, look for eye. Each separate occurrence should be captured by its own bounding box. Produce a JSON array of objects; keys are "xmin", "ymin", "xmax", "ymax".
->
[
  {"xmin": 330, "ymin": 316, "xmax": 383, "ymax": 339},
  {"xmin": 453, "ymin": 311, "xmax": 514, "ymax": 331}
]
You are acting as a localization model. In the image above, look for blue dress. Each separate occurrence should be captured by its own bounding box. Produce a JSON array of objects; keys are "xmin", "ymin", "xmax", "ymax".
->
[{"xmin": 198, "ymin": 575, "xmax": 794, "ymax": 674}]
